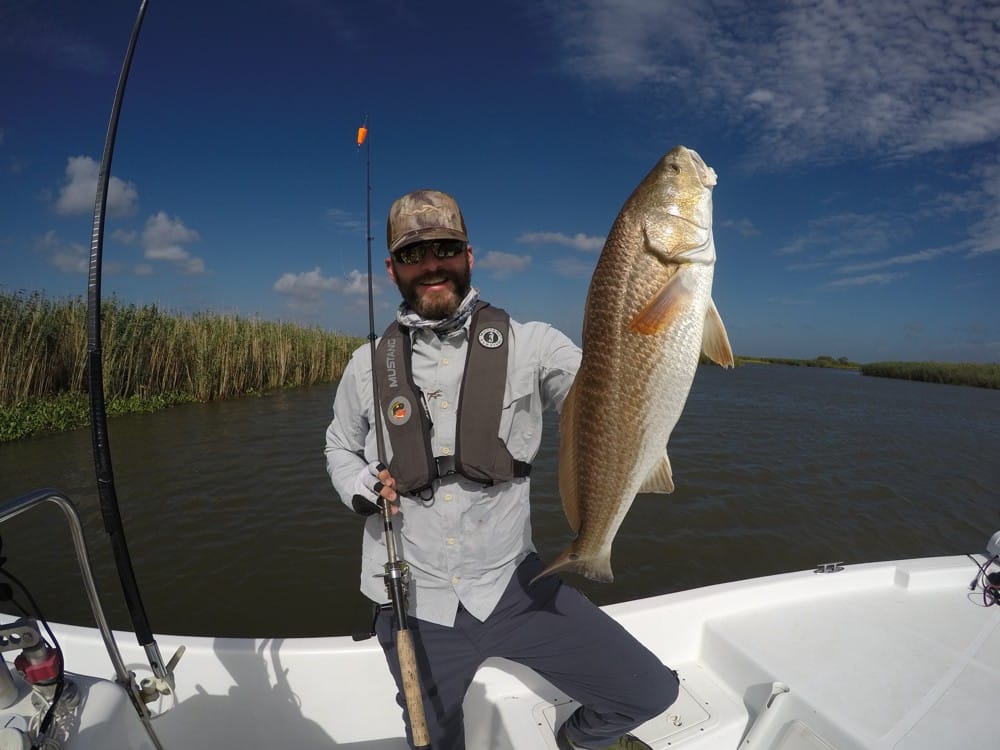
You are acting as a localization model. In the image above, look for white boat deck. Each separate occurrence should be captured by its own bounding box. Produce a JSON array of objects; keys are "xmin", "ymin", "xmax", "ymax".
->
[{"xmin": 2, "ymin": 554, "xmax": 996, "ymax": 749}]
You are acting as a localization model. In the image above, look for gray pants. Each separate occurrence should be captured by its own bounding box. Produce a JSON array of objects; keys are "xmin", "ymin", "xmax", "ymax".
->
[{"xmin": 375, "ymin": 553, "xmax": 679, "ymax": 750}]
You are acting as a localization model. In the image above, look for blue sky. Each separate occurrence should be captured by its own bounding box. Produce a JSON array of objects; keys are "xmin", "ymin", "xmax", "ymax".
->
[{"xmin": 2, "ymin": 0, "xmax": 998, "ymax": 363}]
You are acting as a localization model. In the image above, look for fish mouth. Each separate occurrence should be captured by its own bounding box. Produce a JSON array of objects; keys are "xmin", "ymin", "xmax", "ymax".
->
[{"xmin": 686, "ymin": 149, "xmax": 718, "ymax": 187}]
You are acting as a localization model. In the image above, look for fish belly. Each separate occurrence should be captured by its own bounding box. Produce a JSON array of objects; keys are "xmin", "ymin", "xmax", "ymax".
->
[{"xmin": 545, "ymin": 265, "xmax": 713, "ymax": 581}]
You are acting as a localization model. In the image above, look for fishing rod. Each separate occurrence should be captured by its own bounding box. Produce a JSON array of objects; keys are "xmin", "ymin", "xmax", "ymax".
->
[
  {"xmin": 86, "ymin": 0, "xmax": 174, "ymax": 691},
  {"xmin": 358, "ymin": 119, "xmax": 432, "ymax": 750}
]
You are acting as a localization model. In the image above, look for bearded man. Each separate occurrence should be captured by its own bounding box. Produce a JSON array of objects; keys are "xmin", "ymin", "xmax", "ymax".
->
[{"xmin": 325, "ymin": 189, "xmax": 678, "ymax": 750}]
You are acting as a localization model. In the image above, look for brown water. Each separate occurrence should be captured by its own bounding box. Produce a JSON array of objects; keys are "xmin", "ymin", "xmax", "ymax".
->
[{"xmin": 1, "ymin": 364, "xmax": 997, "ymax": 638}]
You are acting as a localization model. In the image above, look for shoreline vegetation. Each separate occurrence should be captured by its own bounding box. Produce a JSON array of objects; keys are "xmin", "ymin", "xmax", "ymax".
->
[
  {"xmin": 1, "ymin": 291, "xmax": 363, "ymax": 442},
  {"xmin": 3, "ymin": 292, "xmax": 997, "ymax": 442},
  {"xmin": 736, "ymin": 355, "xmax": 859, "ymax": 370},
  {"xmin": 736, "ymin": 355, "xmax": 999, "ymax": 390}
]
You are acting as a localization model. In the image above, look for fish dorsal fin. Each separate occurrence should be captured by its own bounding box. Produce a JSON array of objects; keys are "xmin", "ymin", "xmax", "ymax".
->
[
  {"xmin": 638, "ymin": 453, "xmax": 674, "ymax": 494},
  {"xmin": 702, "ymin": 298, "xmax": 734, "ymax": 368},
  {"xmin": 558, "ymin": 382, "xmax": 581, "ymax": 532},
  {"xmin": 628, "ymin": 269, "xmax": 694, "ymax": 335}
]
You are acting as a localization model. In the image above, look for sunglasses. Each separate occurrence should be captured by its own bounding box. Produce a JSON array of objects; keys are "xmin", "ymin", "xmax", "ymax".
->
[{"xmin": 391, "ymin": 239, "xmax": 466, "ymax": 265}]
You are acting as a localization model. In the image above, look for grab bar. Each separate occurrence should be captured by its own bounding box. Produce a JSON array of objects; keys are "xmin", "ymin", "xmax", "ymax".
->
[{"xmin": 0, "ymin": 488, "xmax": 165, "ymax": 750}]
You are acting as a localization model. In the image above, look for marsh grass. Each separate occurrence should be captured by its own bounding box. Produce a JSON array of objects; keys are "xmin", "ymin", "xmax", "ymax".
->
[
  {"xmin": 861, "ymin": 361, "xmax": 1000, "ymax": 389},
  {"xmin": 733, "ymin": 355, "xmax": 860, "ymax": 369},
  {"xmin": 1, "ymin": 291, "xmax": 362, "ymax": 440}
]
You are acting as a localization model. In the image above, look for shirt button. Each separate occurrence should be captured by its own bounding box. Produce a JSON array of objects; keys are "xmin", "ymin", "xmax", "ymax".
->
[
  {"xmin": 444, "ymin": 493, "xmax": 453, "ymax": 502},
  {"xmin": 442, "ymin": 358, "xmax": 450, "ymax": 365},
  {"xmin": 441, "ymin": 401, "xmax": 449, "ymax": 409},
  {"xmin": 441, "ymin": 446, "xmax": 451, "ymax": 455},
  {"xmin": 452, "ymin": 576, "xmax": 461, "ymax": 584},
  {"xmin": 447, "ymin": 538, "xmax": 456, "ymax": 546}
]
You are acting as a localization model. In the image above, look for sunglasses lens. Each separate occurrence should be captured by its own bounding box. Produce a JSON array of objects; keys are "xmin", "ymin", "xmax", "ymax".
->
[
  {"xmin": 434, "ymin": 242, "xmax": 462, "ymax": 259},
  {"xmin": 396, "ymin": 245, "xmax": 424, "ymax": 264},
  {"xmin": 394, "ymin": 240, "xmax": 464, "ymax": 264}
]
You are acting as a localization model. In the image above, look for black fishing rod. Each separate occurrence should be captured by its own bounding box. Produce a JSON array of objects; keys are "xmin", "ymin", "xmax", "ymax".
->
[
  {"xmin": 86, "ymin": 0, "xmax": 171, "ymax": 687},
  {"xmin": 359, "ymin": 119, "xmax": 431, "ymax": 750}
]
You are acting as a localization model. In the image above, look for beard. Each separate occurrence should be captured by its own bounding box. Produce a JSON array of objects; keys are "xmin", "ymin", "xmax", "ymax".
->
[{"xmin": 396, "ymin": 259, "xmax": 472, "ymax": 319}]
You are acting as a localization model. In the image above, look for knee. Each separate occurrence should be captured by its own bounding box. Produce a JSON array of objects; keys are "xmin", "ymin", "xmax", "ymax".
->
[{"xmin": 637, "ymin": 665, "xmax": 680, "ymax": 719}]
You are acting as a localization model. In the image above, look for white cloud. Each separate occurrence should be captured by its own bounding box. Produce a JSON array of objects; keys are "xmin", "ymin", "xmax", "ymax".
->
[
  {"xmin": 902, "ymin": 95, "xmax": 1000, "ymax": 157},
  {"xmin": 39, "ymin": 215, "xmax": 198, "ymax": 277},
  {"xmin": 838, "ymin": 245, "xmax": 956, "ymax": 274},
  {"xmin": 826, "ymin": 272, "xmax": 908, "ymax": 288},
  {"xmin": 551, "ymin": 256, "xmax": 597, "ymax": 278},
  {"xmin": 475, "ymin": 250, "xmax": 531, "ymax": 278},
  {"xmin": 603, "ymin": 2, "xmax": 1000, "ymax": 276},
  {"xmin": 786, "ymin": 259, "xmax": 832, "ymax": 272},
  {"xmin": 553, "ymin": 0, "xmax": 706, "ymax": 90},
  {"xmin": 548, "ymin": 1, "xmax": 1000, "ymax": 165},
  {"xmin": 55, "ymin": 156, "xmax": 138, "ymax": 217},
  {"xmin": 745, "ymin": 89, "xmax": 776, "ymax": 107},
  {"xmin": 776, "ymin": 237, "xmax": 815, "ymax": 257},
  {"xmin": 780, "ymin": 211, "xmax": 902, "ymax": 265},
  {"xmin": 111, "ymin": 228, "xmax": 138, "ymax": 244},
  {"xmin": 326, "ymin": 207, "xmax": 364, "ymax": 233},
  {"xmin": 720, "ymin": 217, "xmax": 760, "ymax": 238},
  {"xmin": 273, "ymin": 268, "xmax": 372, "ymax": 303},
  {"xmin": 966, "ymin": 156, "xmax": 1000, "ymax": 256},
  {"xmin": 141, "ymin": 211, "xmax": 205, "ymax": 274},
  {"xmin": 37, "ymin": 230, "xmax": 88, "ymax": 273},
  {"xmin": 37, "ymin": 229, "xmax": 125, "ymax": 275},
  {"xmin": 518, "ymin": 231, "xmax": 605, "ymax": 252}
]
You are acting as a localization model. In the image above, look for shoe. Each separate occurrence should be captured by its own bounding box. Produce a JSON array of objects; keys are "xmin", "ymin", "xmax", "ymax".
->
[{"xmin": 555, "ymin": 724, "xmax": 653, "ymax": 750}]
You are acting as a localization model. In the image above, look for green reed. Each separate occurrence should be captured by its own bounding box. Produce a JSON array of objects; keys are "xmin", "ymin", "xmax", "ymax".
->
[
  {"xmin": 860, "ymin": 361, "xmax": 1000, "ymax": 390},
  {"xmin": 0, "ymin": 290, "xmax": 363, "ymax": 439},
  {"xmin": 732, "ymin": 355, "xmax": 860, "ymax": 369}
]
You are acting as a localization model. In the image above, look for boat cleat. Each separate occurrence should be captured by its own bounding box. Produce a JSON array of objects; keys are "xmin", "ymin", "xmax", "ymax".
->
[{"xmin": 138, "ymin": 644, "xmax": 186, "ymax": 703}]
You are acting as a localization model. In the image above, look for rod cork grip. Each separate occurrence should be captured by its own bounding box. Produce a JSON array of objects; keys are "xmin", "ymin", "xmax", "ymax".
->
[{"xmin": 396, "ymin": 628, "xmax": 431, "ymax": 748}]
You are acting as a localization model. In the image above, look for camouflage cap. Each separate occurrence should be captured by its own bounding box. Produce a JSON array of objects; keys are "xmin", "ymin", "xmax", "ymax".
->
[{"xmin": 386, "ymin": 189, "xmax": 468, "ymax": 253}]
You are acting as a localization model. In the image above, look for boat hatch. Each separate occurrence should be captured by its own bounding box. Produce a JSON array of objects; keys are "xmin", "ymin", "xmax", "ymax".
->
[{"xmin": 526, "ymin": 661, "xmax": 746, "ymax": 749}]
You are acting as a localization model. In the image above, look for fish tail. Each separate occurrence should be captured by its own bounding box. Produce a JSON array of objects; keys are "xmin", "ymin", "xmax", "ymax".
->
[{"xmin": 531, "ymin": 545, "xmax": 615, "ymax": 584}]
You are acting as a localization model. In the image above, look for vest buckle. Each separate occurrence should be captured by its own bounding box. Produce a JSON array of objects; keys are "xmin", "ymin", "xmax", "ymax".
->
[{"xmin": 435, "ymin": 455, "xmax": 457, "ymax": 477}]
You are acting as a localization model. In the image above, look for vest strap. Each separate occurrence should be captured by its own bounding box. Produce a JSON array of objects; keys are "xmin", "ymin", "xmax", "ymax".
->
[
  {"xmin": 435, "ymin": 455, "xmax": 530, "ymax": 479},
  {"xmin": 374, "ymin": 302, "xmax": 531, "ymax": 493},
  {"xmin": 375, "ymin": 323, "xmax": 437, "ymax": 494}
]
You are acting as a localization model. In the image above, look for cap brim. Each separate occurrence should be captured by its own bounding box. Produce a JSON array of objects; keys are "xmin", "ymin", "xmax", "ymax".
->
[{"xmin": 388, "ymin": 228, "xmax": 468, "ymax": 253}]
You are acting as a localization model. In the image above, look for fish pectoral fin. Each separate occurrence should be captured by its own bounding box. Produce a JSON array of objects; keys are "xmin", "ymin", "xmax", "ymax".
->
[
  {"xmin": 638, "ymin": 453, "xmax": 674, "ymax": 493},
  {"xmin": 702, "ymin": 298, "xmax": 734, "ymax": 368},
  {"xmin": 627, "ymin": 269, "xmax": 694, "ymax": 335}
]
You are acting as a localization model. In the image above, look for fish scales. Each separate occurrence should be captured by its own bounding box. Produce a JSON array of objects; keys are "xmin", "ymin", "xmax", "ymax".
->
[{"xmin": 538, "ymin": 146, "xmax": 734, "ymax": 583}]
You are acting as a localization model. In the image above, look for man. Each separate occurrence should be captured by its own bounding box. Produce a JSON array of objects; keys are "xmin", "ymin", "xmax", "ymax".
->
[{"xmin": 325, "ymin": 189, "xmax": 678, "ymax": 750}]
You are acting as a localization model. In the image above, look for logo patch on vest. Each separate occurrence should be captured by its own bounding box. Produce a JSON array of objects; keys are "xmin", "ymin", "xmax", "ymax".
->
[
  {"xmin": 478, "ymin": 327, "xmax": 504, "ymax": 349},
  {"xmin": 387, "ymin": 396, "xmax": 413, "ymax": 426}
]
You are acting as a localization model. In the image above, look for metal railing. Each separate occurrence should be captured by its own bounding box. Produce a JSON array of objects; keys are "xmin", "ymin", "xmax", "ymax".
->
[{"xmin": 0, "ymin": 488, "xmax": 165, "ymax": 749}]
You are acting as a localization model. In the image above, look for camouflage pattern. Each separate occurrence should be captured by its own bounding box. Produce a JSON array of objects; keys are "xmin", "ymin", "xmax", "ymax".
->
[{"xmin": 387, "ymin": 189, "xmax": 468, "ymax": 252}]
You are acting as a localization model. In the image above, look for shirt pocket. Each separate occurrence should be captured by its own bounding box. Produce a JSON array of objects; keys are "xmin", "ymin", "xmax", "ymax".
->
[{"xmin": 498, "ymin": 367, "xmax": 539, "ymax": 458}]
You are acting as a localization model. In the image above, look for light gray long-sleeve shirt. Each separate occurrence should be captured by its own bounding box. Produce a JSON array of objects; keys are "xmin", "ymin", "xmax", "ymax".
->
[{"xmin": 325, "ymin": 314, "xmax": 580, "ymax": 627}]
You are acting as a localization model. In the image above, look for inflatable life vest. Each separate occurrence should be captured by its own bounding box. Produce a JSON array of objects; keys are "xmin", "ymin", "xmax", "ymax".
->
[{"xmin": 374, "ymin": 302, "xmax": 530, "ymax": 495}]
